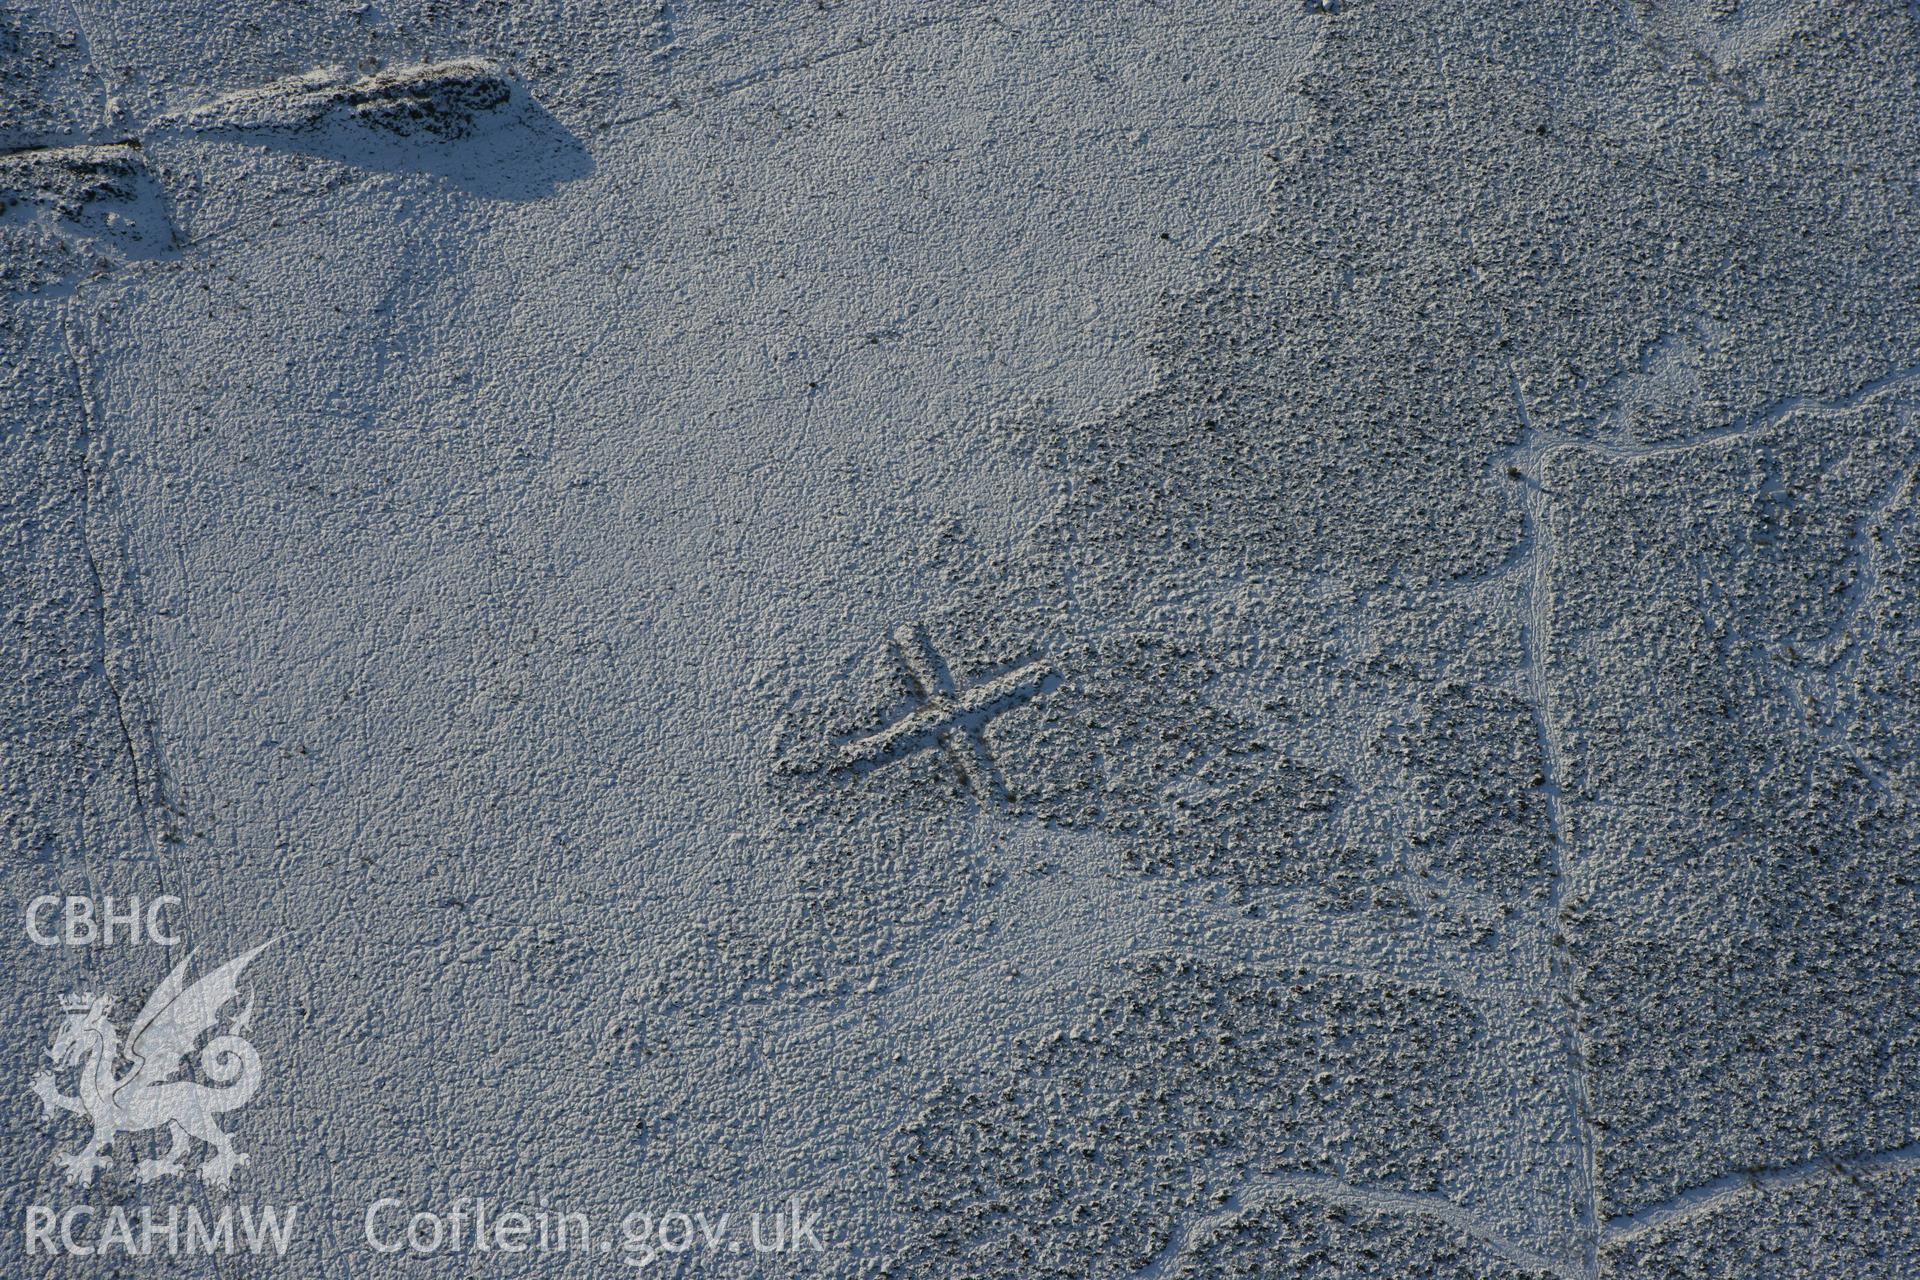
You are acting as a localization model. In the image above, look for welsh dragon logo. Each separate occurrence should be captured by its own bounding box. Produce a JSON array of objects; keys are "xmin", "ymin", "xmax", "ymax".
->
[{"xmin": 30, "ymin": 939, "xmax": 275, "ymax": 1189}]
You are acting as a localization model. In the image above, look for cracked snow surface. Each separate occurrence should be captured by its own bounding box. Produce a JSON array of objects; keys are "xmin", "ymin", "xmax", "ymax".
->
[{"xmin": 3, "ymin": 0, "xmax": 1919, "ymax": 1276}]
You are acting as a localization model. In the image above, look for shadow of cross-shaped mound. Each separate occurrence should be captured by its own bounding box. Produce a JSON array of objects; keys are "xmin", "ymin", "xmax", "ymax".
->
[
  {"xmin": 774, "ymin": 621, "xmax": 1348, "ymax": 896},
  {"xmin": 836, "ymin": 624, "xmax": 1059, "ymax": 804}
]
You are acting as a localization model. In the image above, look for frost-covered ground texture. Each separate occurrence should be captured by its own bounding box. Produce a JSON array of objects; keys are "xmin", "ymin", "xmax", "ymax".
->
[{"xmin": 4, "ymin": 0, "xmax": 1919, "ymax": 1276}]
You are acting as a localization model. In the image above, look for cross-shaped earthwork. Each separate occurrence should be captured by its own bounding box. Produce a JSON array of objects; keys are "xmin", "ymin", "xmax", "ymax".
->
[{"xmin": 839, "ymin": 625, "xmax": 1057, "ymax": 802}]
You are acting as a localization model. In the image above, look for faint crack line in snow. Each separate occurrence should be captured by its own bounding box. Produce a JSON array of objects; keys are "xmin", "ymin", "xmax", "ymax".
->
[
  {"xmin": 60, "ymin": 310, "xmax": 151, "ymax": 826},
  {"xmin": 62, "ymin": 0, "xmax": 115, "ymax": 129},
  {"xmin": 1601, "ymin": 1140, "xmax": 1920, "ymax": 1244},
  {"xmin": 1767, "ymin": 453, "xmax": 1917, "ymax": 805},
  {"xmin": 1791, "ymin": 453, "xmax": 1918, "ymax": 671},
  {"xmin": 59, "ymin": 309, "xmax": 238, "ymax": 1260},
  {"xmin": 1128, "ymin": 1170, "xmax": 1582, "ymax": 1280},
  {"xmin": 597, "ymin": 4, "xmax": 1000, "ymax": 133}
]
